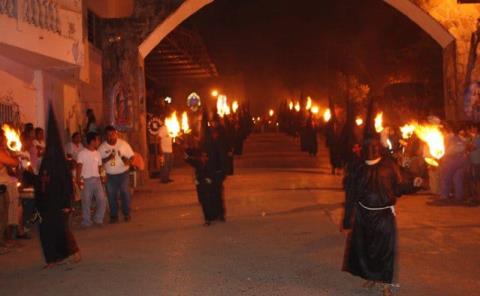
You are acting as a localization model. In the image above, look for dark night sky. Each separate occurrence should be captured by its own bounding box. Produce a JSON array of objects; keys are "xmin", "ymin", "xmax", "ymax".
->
[{"xmin": 182, "ymin": 0, "xmax": 443, "ymax": 113}]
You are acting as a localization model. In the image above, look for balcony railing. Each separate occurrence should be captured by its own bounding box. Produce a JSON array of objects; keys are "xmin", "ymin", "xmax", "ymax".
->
[
  {"xmin": 24, "ymin": 0, "xmax": 60, "ymax": 34},
  {"xmin": 0, "ymin": 0, "xmax": 17, "ymax": 18},
  {"xmin": 0, "ymin": 0, "xmax": 83, "ymax": 66},
  {"xmin": 1, "ymin": 0, "xmax": 63, "ymax": 35}
]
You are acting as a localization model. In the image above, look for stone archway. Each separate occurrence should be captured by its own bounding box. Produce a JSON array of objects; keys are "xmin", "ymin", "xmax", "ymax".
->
[{"xmin": 138, "ymin": 0, "xmax": 465, "ymax": 120}]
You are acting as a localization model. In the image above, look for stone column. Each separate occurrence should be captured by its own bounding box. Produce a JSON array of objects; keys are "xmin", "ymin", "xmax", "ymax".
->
[{"xmin": 101, "ymin": 0, "xmax": 183, "ymax": 183}]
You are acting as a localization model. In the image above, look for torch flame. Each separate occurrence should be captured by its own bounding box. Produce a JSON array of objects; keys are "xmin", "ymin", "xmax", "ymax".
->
[
  {"xmin": 288, "ymin": 101, "xmax": 294, "ymax": 110},
  {"xmin": 323, "ymin": 108, "xmax": 332, "ymax": 122},
  {"xmin": 400, "ymin": 124, "xmax": 416, "ymax": 139},
  {"xmin": 232, "ymin": 101, "xmax": 239, "ymax": 113},
  {"xmin": 181, "ymin": 111, "xmax": 191, "ymax": 134},
  {"xmin": 217, "ymin": 95, "xmax": 229, "ymax": 117},
  {"xmin": 165, "ymin": 112, "xmax": 180, "ymax": 139},
  {"xmin": 355, "ymin": 117, "xmax": 363, "ymax": 126},
  {"xmin": 387, "ymin": 139, "xmax": 393, "ymax": 150},
  {"xmin": 306, "ymin": 97, "xmax": 312, "ymax": 110},
  {"xmin": 375, "ymin": 113, "xmax": 384, "ymax": 133},
  {"xmin": 424, "ymin": 157, "xmax": 439, "ymax": 167},
  {"xmin": 414, "ymin": 124, "xmax": 445, "ymax": 161},
  {"xmin": 294, "ymin": 102, "xmax": 301, "ymax": 112},
  {"xmin": 311, "ymin": 106, "xmax": 319, "ymax": 114},
  {"xmin": 2, "ymin": 124, "xmax": 22, "ymax": 152},
  {"xmin": 269, "ymin": 109, "xmax": 274, "ymax": 117}
]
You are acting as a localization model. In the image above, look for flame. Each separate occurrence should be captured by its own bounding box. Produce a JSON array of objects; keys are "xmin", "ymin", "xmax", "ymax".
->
[
  {"xmin": 232, "ymin": 101, "xmax": 239, "ymax": 113},
  {"xmin": 400, "ymin": 124, "xmax": 416, "ymax": 139},
  {"xmin": 306, "ymin": 97, "xmax": 312, "ymax": 110},
  {"xmin": 288, "ymin": 101, "xmax": 294, "ymax": 110},
  {"xmin": 355, "ymin": 117, "xmax": 363, "ymax": 126},
  {"xmin": 414, "ymin": 124, "xmax": 445, "ymax": 160},
  {"xmin": 323, "ymin": 108, "xmax": 331, "ymax": 122},
  {"xmin": 424, "ymin": 157, "xmax": 439, "ymax": 167},
  {"xmin": 165, "ymin": 112, "xmax": 180, "ymax": 138},
  {"xmin": 181, "ymin": 111, "xmax": 191, "ymax": 134},
  {"xmin": 294, "ymin": 102, "xmax": 301, "ymax": 112},
  {"xmin": 216, "ymin": 95, "xmax": 229, "ymax": 117},
  {"xmin": 211, "ymin": 90, "xmax": 219, "ymax": 97},
  {"xmin": 269, "ymin": 109, "xmax": 275, "ymax": 117},
  {"xmin": 374, "ymin": 113, "xmax": 384, "ymax": 133},
  {"xmin": 2, "ymin": 124, "xmax": 22, "ymax": 152},
  {"xmin": 387, "ymin": 139, "xmax": 393, "ymax": 150},
  {"xmin": 311, "ymin": 106, "xmax": 319, "ymax": 114}
]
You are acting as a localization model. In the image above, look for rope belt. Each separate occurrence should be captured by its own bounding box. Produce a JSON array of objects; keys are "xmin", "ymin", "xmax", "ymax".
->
[{"xmin": 358, "ymin": 201, "xmax": 396, "ymax": 216}]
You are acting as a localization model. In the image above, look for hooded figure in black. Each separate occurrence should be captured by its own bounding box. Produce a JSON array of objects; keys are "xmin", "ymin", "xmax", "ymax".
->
[
  {"xmin": 326, "ymin": 97, "xmax": 344, "ymax": 174},
  {"xmin": 35, "ymin": 105, "xmax": 80, "ymax": 267},
  {"xmin": 185, "ymin": 110, "xmax": 227, "ymax": 225},
  {"xmin": 341, "ymin": 98, "xmax": 421, "ymax": 296},
  {"xmin": 304, "ymin": 113, "xmax": 318, "ymax": 156}
]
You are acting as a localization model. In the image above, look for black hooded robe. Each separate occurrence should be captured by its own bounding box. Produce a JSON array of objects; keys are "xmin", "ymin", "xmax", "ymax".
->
[
  {"xmin": 342, "ymin": 157, "xmax": 413, "ymax": 283},
  {"xmin": 185, "ymin": 149, "xmax": 218, "ymax": 222},
  {"xmin": 35, "ymin": 106, "xmax": 79, "ymax": 264}
]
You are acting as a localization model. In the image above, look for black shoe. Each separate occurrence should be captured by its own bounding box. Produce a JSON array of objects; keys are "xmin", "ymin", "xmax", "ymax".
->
[
  {"xmin": 124, "ymin": 215, "xmax": 131, "ymax": 222},
  {"xmin": 109, "ymin": 216, "xmax": 119, "ymax": 224}
]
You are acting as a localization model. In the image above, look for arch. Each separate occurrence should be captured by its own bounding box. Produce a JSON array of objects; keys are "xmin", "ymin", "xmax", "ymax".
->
[
  {"xmin": 384, "ymin": 0, "xmax": 455, "ymax": 48},
  {"xmin": 139, "ymin": 0, "xmax": 456, "ymax": 56},
  {"xmin": 138, "ymin": 0, "xmax": 214, "ymax": 58}
]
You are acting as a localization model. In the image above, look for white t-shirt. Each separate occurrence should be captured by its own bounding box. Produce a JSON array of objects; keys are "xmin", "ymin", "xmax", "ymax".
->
[
  {"xmin": 98, "ymin": 138, "xmax": 134, "ymax": 175},
  {"xmin": 65, "ymin": 142, "xmax": 84, "ymax": 161},
  {"xmin": 77, "ymin": 149, "xmax": 102, "ymax": 179},
  {"xmin": 159, "ymin": 125, "xmax": 173, "ymax": 153}
]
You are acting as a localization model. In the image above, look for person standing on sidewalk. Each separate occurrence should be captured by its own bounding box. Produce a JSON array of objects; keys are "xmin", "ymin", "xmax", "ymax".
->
[
  {"xmin": 98, "ymin": 126, "xmax": 134, "ymax": 223},
  {"xmin": 76, "ymin": 132, "xmax": 106, "ymax": 227},
  {"xmin": 158, "ymin": 122, "xmax": 174, "ymax": 183}
]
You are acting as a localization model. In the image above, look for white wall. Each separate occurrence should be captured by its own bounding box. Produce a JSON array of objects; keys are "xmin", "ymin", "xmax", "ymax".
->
[{"xmin": 0, "ymin": 55, "xmax": 37, "ymax": 125}]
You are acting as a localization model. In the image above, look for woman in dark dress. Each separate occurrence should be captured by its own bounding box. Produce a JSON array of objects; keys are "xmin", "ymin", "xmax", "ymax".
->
[{"xmin": 35, "ymin": 106, "xmax": 80, "ymax": 268}]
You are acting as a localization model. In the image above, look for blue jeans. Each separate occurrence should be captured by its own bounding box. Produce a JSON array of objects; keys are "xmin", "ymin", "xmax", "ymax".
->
[
  {"xmin": 106, "ymin": 171, "xmax": 131, "ymax": 218},
  {"xmin": 440, "ymin": 153, "xmax": 466, "ymax": 200},
  {"xmin": 81, "ymin": 177, "xmax": 107, "ymax": 225},
  {"xmin": 161, "ymin": 153, "xmax": 174, "ymax": 182}
]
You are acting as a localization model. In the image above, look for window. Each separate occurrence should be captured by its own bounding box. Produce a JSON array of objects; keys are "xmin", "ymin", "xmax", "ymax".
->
[{"xmin": 0, "ymin": 94, "xmax": 21, "ymax": 128}]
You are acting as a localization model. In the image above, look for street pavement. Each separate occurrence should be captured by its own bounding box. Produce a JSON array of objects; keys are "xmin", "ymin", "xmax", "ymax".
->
[{"xmin": 1, "ymin": 133, "xmax": 479, "ymax": 296}]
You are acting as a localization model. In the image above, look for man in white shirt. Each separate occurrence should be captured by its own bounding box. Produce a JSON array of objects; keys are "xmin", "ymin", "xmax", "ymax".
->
[
  {"xmin": 76, "ymin": 132, "xmax": 106, "ymax": 227},
  {"xmin": 98, "ymin": 126, "xmax": 134, "ymax": 223},
  {"xmin": 158, "ymin": 123, "xmax": 174, "ymax": 183},
  {"xmin": 65, "ymin": 132, "xmax": 84, "ymax": 162}
]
